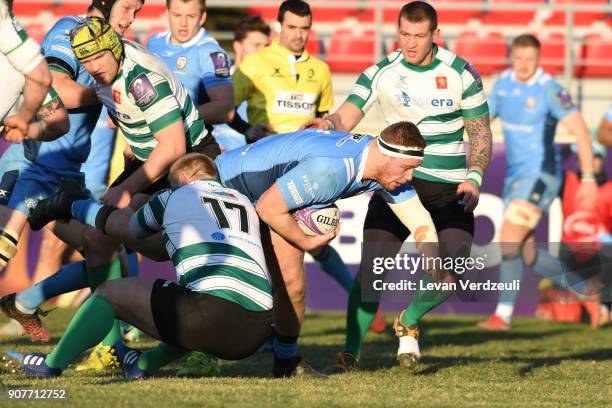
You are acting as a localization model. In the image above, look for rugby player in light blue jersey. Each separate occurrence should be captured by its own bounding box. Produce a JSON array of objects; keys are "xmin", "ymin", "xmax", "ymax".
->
[
  {"xmin": 147, "ymin": 0, "xmax": 234, "ymax": 140},
  {"xmin": 596, "ymin": 103, "xmax": 612, "ymax": 146},
  {"xmin": 478, "ymin": 34, "xmax": 597, "ymax": 331},
  {"xmin": 0, "ymin": 0, "xmax": 143, "ymax": 360},
  {"xmin": 28, "ymin": 122, "xmax": 439, "ymax": 377}
]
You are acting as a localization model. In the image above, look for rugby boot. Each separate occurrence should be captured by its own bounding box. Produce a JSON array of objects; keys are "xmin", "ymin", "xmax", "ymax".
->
[
  {"xmin": 1, "ymin": 351, "xmax": 62, "ymax": 377},
  {"xmin": 394, "ymin": 311, "xmax": 421, "ymax": 370},
  {"xmin": 272, "ymin": 355, "xmax": 327, "ymax": 379},
  {"xmin": 323, "ymin": 351, "xmax": 359, "ymax": 375},
  {"xmin": 115, "ymin": 341, "xmax": 148, "ymax": 379},
  {"xmin": 28, "ymin": 178, "xmax": 87, "ymax": 231},
  {"xmin": 0, "ymin": 294, "xmax": 51, "ymax": 342},
  {"xmin": 74, "ymin": 343, "xmax": 120, "ymax": 372}
]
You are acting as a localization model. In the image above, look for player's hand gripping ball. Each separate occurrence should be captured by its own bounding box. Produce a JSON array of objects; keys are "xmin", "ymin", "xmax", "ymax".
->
[{"xmin": 292, "ymin": 203, "xmax": 340, "ymax": 236}]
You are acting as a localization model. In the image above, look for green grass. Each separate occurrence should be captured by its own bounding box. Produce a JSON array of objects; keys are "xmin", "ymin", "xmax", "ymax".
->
[{"xmin": 1, "ymin": 308, "xmax": 611, "ymax": 407}]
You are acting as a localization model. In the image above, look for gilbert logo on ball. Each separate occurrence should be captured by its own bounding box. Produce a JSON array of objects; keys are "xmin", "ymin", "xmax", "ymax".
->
[{"xmin": 292, "ymin": 204, "xmax": 340, "ymax": 236}]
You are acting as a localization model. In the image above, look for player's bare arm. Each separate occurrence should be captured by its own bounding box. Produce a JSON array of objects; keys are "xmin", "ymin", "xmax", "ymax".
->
[
  {"xmin": 50, "ymin": 70, "xmax": 99, "ymax": 109},
  {"xmin": 456, "ymin": 114, "xmax": 492, "ymax": 212},
  {"xmin": 301, "ymin": 102, "xmax": 362, "ymax": 132},
  {"xmin": 596, "ymin": 115, "xmax": 612, "ymax": 146}
]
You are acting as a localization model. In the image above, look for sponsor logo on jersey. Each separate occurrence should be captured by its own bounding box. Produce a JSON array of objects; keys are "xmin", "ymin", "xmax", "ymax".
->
[
  {"xmin": 286, "ymin": 180, "xmax": 304, "ymax": 206},
  {"xmin": 128, "ymin": 74, "xmax": 158, "ymax": 108},
  {"xmin": 113, "ymin": 90, "xmax": 121, "ymax": 104},
  {"xmin": 435, "ymin": 76, "xmax": 447, "ymax": 89},
  {"xmin": 273, "ymin": 91, "xmax": 316, "ymax": 115},
  {"xmin": 176, "ymin": 56, "xmax": 187, "ymax": 70},
  {"xmin": 396, "ymin": 91, "xmax": 411, "ymax": 107},
  {"xmin": 211, "ymin": 232, "xmax": 226, "ymax": 241},
  {"xmin": 464, "ymin": 63, "xmax": 482, "ymax": 89},
  {"xmin": 0, "ymin": 189, "xmax": 9, "ymax": 199},
  {"xmin": 336, "ymin": 133, "xmax": 367, "ymax": 147},
  {"xmin": 302, "ymin": 175, "xmax": 317, "ymax": 199},
  {"xmin": 107, "ymin": 106, "xmax": 131, "ymax": 121},
  {"xmin": 271, "ymin": 67, "xmax": 283, "ymax": 77},
  {"xmin": 526, "ymin": 96, "xmax": 537, "ymax": 109},
  {"xmin": 210, "ymin": 52, "xmax": 230, "ymax": 77},
  {"xmin": 431, "ymin": 99, "xmax": 454, "ymax": 107}
]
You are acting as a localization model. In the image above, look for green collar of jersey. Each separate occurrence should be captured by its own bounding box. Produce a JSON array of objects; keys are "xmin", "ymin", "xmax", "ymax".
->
[{"xmin": 399, "ymin": 44, "xmax": 441, "ymax": 72}]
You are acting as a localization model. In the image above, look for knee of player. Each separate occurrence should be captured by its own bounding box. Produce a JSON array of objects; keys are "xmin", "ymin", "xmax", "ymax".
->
[
  {"xmin": 0, "ymin": 227, "xmax": 20, "ymax": 268},
  {"xmin": 82, "ymin": 228, "xmax": 117, "ymax": 256}
]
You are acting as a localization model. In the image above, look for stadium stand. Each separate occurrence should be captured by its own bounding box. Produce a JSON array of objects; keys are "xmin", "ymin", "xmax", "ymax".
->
[
  {"xmin": 537, "ymin": 32, "xmax": 566, "ymax": 75},
  {"xmin": 326, "ymin": 28, "xmax": 376, "ymax": 73},
  {"xmin": 574, "ymin": 33, "xmax": 612, "ymax": 78},
  {"xmin": 453, "ymin": 30, "xmax": 509, "ymax": 75}
]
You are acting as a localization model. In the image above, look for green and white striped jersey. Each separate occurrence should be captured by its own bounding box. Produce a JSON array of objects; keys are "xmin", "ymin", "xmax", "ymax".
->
[
  {"xmin": 132, "ymin": 179, "xmax": 273, "ymax": 312},
  {"xmin": 347, "ymin": 45, "xmax": 489, "ymax": 184},
  {"xmin": 96, "ymin": 40, "xmax": 207, "ymax": 161}
]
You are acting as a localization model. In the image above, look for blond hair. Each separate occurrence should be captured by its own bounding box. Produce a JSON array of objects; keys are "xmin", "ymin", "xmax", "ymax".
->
[{"xmin": 168, "ymin": 153, "xmax": 217, "ymax": 188}]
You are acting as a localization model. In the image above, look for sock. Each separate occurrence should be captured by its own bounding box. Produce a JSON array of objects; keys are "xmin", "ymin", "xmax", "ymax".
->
[
  {"xmin": 137, "ymin": 342, "xmax": 189, "ymax": 373},
  {"xmin": 400, "ymin": 275, "xmax": 453, "ymax": 328},
  {"xmin": 15, "ymin": 261, "xmax": 88, "ymax": 311},
  {"xmin": 532, "ymin": 248, "xmax": 590, "ymax": 298},
  {"xmin": 45, "ymin": 295, "xmax": 114, "ymax": 369},
  {"xmin": 71, "ymin": 199, "xmax": 103, "ymax": 228},
  {"xmin": 272, "ymin": 334, "xmax": 298, "ymax": 359},
  {"xmin": 494, "ymin": 255, "xmax": 524, "ymax": 323},
  {"xmin": 312, "ymin": 245, "xmax": 353, "ymax": 292},
  {"xmin": 344, "ymin": 280, "xmax": 378, "ymax": 359},
  {"xmin": 126, "ymin": 249, "xmax": 139, "ymax": 278},
  {"xmin": 86, "ymin": 258, "xmax": 123, "ymax": 347}
]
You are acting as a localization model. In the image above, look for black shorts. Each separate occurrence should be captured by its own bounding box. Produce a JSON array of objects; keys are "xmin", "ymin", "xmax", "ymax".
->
[
  {"xmin": 364, "ymin": 178, "xmax": 474, "ymax": 240},
  {"xmin": 150, "ymin": 279, "xmax": 273, "ymax": 360},
  {"xmin": 110, "ymin": 135, "xmax": 221, "ymax": 195}
]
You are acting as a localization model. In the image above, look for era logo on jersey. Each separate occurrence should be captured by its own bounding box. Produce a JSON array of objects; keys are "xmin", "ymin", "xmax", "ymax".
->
[
  {"xmin": 128, "ymin": 74, "xmax": 158, "ymax": 108},
  {"xmin": 176, "ymin": 56, "xmax": 187, "ymax": 70},
  {"xmin": 431, "ymin": 99, "xmax": 453, "ymax": 107},
  {"xmin": 113, "ymin": 90, "xmax": 121, "ymax": 104},
  {"xmin": 435, "ymin": 76, "xmax": 447, "ymax": 89}
]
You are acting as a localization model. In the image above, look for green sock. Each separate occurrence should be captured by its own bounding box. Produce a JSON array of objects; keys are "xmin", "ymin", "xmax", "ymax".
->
[
  {"xmin": 137, "ymin": 342, "xmax": 189, "ymax": 373},
  {"xmin": 344, "ymin": 280, "xmax": 378, "ymax": 359},
  {"xmin": 45, "ymin": 296, "xmax": 114, "ymax": 370},
  {"xmin": 400, "ymin": 275, "xmax": 452, "ymax": 328},
  {"xmin": 86, "ymin": 258, "xmax": 123, "ymax": 347}
]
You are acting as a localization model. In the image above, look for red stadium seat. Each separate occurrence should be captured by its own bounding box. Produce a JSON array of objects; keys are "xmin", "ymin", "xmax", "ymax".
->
[
  {"xmin": 379, "ymin": 0, "xmax": 483, "ymax": 24},
  {"xmin": 538, "ymin": 33, "xmax": 566, "ymax": 75},
  {"xmin": 453, "ymin": 31, "xmax": 508, "ymax": 75},
  {"xmin": 326, "ymin": 29, "xmax": 376, "ymax": 73},
  {"xmin": 12, "ymin": 2, "xmax": 50, "ymax": 16},
  {"xmin": 142, "ymin": 26, "xmax": 167, "ymax": 47},
  {"xmin": 481, "ymin": 0, "xmax": 544, "ymax": 25},
  {"xmin": 25, "ymin": 23, "xmax": 46, "ymax": 44},
  {"xmin": 544, "ymin": 0, "xmax": 609, "ymax": 26},
  {"xmin": 574, "ymin": 34, "xmax": 612, "ymax": 78}
]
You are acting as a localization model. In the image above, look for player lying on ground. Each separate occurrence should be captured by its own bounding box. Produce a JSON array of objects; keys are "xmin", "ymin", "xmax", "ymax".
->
[
  {"xmin": 27, "ymin": 122, "xmax": 439, "ymax": 377},
  {"xmin": 2, "ymin": 153, "xmax": 276, "ymax": 378}
]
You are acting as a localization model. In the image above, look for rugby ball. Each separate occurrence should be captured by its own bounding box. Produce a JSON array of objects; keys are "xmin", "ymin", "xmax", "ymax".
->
[{"xmin": 292, "ymin": 204, "xmax": 340, "ymax": 236}]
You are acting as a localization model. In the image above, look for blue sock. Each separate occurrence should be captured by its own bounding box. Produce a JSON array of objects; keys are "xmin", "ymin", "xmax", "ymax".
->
[
  {"xmin": 71, "ymin": 199, "xmax": 103, "ymax": 228},
  {"xmin": 532, "ymin": 248, "xmax": 590, "ymax": 296},
  {"xmin": 498, "ymin": 255, "xmax": 523, "ymax": 304},
  {"xmin": 126, "ymin": 249, "xmax": 139, "ymax": 278},
  {"xmin": 272, "ymin": 337, "xmax": 298, "ymax": 359},
  {"xmin": 313, "ymin": 245, "xmax": 352, "ymax": 292},
  {"xmin": 15, "ymin": 261, "xmax": 88, "ymax": 310}
]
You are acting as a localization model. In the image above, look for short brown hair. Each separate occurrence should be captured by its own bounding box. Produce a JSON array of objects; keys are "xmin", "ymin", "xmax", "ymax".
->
[
  {"xmin": 166, "ymin": 0, "xmax": 206, "ymax": 14},
  {"xmin": 168, "ymin": 153, "xmax": 217, "ymax": 188},
  {"xmin": 379, "ymin": 122, "xmax": 426, "ymax": 149},
  {"xmin": 398, "ymin": 1, "xmax": 438, "ymax": 32},
  {"xmin": 234, "ymin": 15, "xmax": 271, "ymax": 42},
  {"xmin": 512, "ymin": 34, "xmax": 541, "ymax": 51}
]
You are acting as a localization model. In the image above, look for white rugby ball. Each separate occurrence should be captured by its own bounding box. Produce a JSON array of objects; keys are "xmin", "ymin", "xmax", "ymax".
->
[{"xmin": 292, "ymin": 204, "xmax": 340, "ymax": 236}]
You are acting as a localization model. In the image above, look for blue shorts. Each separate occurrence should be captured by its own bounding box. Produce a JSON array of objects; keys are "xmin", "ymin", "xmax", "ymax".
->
[
  {"xmin": 0, "ymin": 144, "xmax": 27, "ymax": 206},
  {"xmin": 7, "ymin": 161, "xmax": 87, "ymax": 215},
  {"xmin": 81, "ymin": 108, "xmax": 115, "ymax": 200},
  {"xmin": 502, "ymin": 171, "xmax": 560, "ymax": 212}
]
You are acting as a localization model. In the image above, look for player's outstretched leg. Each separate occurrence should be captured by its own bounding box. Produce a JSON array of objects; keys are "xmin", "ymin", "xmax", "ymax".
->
[{"xmin": 28, "ymin": 178, "xmax": 87, "ymax": 231}]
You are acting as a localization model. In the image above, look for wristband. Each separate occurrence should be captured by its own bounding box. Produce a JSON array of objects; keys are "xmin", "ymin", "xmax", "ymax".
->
[
  {"xmin": 581, "ymin": 171, "xmax": 595, "ymax": 181},
  {"xmin": 466, "ymin": 169, "xmax": 483, "ymax": 188}
]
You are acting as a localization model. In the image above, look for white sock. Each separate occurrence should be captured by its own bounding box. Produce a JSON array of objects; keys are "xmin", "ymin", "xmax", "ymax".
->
[
  {"xmin": 494, "ymin": 302, "xmax": 514, "ymax": 323},
  {"xmin": 14, "ymin": 299, "xmax": 36, "ymax": 315},
  {"xmin": 397, "ymin": 335, "xmax": 420, "ymax": 357}
]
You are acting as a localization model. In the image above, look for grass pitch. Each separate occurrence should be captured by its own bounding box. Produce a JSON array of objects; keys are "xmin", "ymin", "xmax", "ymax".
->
[{"xmin": 1, "ymin": 308, "xmax": 611, "ymax": 407}]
